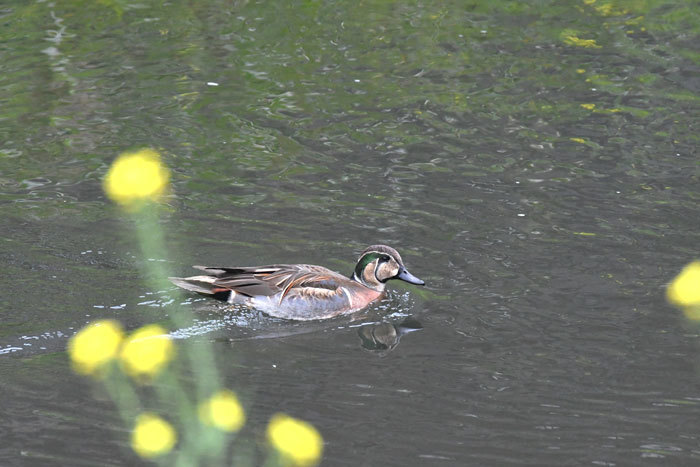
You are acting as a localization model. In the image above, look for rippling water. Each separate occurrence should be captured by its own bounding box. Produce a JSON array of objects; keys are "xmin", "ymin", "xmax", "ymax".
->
[{"xmin": 1, "ymin": 0, "xmax": 699, "ymax": 465}]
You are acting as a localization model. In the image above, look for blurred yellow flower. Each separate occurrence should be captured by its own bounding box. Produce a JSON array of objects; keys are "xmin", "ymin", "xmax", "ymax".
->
[
  {"xmin": 267, "ymin": 413, "xmax": 323, "ymax": 467},
  {"xmin": 68, "ymin": 320, "xmax": 124, "ymax": 376},
  {"xmin": 198, "ymin": 389, "xmax": 246, "ymax": 432},
  {"xmin": 570, "ymin": 137, "xmax": 586, "ymax": 144},
  {"xmin": 103, "ymin": 148, "xmax": 170, "ymax": 208},
  {"xmin": 131, "ymin": 413, "xmax": 177, "ymax": 458},
  {"xmin": 667, "ymin": 262, "xmax": 700, "ymax": 320},
  {"xmin": 580, "ymin": 103, "xmax": 596, "ymax": 110},
  {"xmin": 120, "ymin": 324, "xmax": 174, "ymax": 380}
]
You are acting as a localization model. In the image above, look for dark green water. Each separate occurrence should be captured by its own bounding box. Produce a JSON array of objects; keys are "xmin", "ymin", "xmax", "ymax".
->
[{"xmin": 1, "ymin": 0, "xmax": 699, "ymax": 465}]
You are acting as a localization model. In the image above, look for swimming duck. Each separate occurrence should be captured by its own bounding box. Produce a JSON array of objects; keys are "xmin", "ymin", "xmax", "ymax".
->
[{"xmin": 169, "ymin": 244, "xmax": 424, "ymax": 320}]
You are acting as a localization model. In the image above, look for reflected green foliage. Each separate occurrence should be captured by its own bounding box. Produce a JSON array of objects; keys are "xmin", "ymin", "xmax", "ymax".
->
[{"xmin": 1, "ymin": 0, "xmax": 696, "ymax": 198}]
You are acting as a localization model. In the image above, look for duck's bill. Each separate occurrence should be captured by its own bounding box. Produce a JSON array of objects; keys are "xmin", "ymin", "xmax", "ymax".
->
[{"xmin": 396, "ymin": 268, "xmax": 425, "ymax": 286}]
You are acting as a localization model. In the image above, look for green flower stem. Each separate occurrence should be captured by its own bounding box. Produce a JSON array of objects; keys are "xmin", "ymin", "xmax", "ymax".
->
[
  {"xmin": 261, "ymin": 451, "xmax": 283, "ymax": 467},
  {"xmin": 156, "ymin": 370, "xmax": 202, "ymax": 467},
  {"xmin": 157, "ymin": 346, "xmax": 226, "ymax": 466},
  {"xmin": 103, "ymin": 363, "xmax": 141, "ymax": 424},
  {"xmin": 133, "ymin": 206, "xmax": 220, "ymax": 399}
]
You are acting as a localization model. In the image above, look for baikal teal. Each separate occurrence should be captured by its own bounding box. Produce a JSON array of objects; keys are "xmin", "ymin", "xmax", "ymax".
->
[{"xmin": 169, "ymin": 245, "xmax": 425, "ymax": 320}]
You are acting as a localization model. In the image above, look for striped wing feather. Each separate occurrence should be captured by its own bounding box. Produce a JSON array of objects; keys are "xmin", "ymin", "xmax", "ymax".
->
[{"xmin": 192, "ymin": 264, "xmax": 343, "ymax": 299}]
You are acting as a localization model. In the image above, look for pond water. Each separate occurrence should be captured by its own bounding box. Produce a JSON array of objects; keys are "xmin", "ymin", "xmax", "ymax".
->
[{"xmin": 1, "ymin": 0, "xmax": 699, "ymax": 465}]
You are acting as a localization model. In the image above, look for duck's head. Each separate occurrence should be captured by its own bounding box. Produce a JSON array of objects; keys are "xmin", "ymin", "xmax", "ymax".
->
[{"xmin": 352, "ymin": 244, "xmax": 425, "ymax": 292}]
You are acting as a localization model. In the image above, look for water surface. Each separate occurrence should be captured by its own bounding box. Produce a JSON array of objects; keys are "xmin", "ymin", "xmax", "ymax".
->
[{"xmin": 1, "ymin": 0, "xmax": 699, "ymax": 465}]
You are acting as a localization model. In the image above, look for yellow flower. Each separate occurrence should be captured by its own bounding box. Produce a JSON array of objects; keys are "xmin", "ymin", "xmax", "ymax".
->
[
  {"xmin": 570, "ymin": 137, "xmax": 586, "ymax": 143},
  {"xmin": 103, "ymin": 148, "xmax": 170, "ymax": 208},
  {"xmin": 68, "ymin": 320, "xmax": 124, "ymax": 376},
  {"xmin": 131, "ymin": 413, "xmax": 177, "ymax": 458},
  {"xmin": 667, "ymin": 262, "xmax": 700, "ymax": 318},
  {"xmin": 580, "ymin": 103, "xmax": 596, "ymax": 110},
  {"xmin": 198, "ymin": 390, "xmax": 246, "ymax": 432},
  {"xmin": 267, "ymin": 413, "xmax": 323, "ymax": 467},
  {"xmin": 120, "ymin": 324, "xmax": 174, "ymax": 380}
]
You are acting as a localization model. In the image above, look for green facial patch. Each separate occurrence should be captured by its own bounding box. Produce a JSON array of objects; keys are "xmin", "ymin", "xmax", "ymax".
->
[{"xmin": 354, "ymin": 252, "xmax": 383, "ymax": 278}]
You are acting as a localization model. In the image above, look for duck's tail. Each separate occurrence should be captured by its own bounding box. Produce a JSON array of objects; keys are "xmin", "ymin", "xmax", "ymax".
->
[{"xmin": 168, "ymin": 275, "xmax": 219, "ymax": 295}]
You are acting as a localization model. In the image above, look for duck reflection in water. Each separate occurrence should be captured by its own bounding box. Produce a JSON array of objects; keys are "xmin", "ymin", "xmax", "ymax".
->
[{"xmin": 357, "ymin": 317, "xmax": 422, "ymax": 355}]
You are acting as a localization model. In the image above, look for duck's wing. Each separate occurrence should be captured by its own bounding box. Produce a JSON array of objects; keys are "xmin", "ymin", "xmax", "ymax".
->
[{"xmin": 169, "ymin": 264, "xmax": 345, "ymax": 299}]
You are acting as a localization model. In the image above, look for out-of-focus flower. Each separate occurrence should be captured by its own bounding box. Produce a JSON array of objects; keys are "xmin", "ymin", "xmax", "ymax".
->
[
  {"xmin": 68, "ymin": 320, "xmax": 124, "ymax": 376},
  {"xmin": 120, "ymin": 324, "xmax": 174, "ymax": 381},
  {"xmin": 667, "ymin": 261, "xmax": 700, "ymax": 320},
  {"xmin": 198, "ymin": 389, "xmax": 246, "ymax": 432},
  {"xmin": 267, "ymin": 413, "xmax": 323, "ymax": 467},
  {"xmin": 131, "ymin": 412, "xmax": 177, "ymax": 458},
  {"xmin": 103, "ymin": 148, "xmax": 170, "ymax": 208}
]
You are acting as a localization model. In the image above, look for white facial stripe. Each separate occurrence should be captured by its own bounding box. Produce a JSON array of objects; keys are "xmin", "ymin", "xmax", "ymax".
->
[{"xmin": 364, "ymin": 259, "xmax": 379, "ymax": 283}]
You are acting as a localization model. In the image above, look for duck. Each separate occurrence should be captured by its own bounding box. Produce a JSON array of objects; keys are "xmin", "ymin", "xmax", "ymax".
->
[{"xmin": 169, "ymin": 244, "xmax": 424, "ymax": 320}]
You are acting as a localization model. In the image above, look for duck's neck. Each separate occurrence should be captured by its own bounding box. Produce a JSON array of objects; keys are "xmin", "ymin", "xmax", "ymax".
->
[{"xmin": 351, "ymin": 272, "xmax": 386, "ymax": 292}]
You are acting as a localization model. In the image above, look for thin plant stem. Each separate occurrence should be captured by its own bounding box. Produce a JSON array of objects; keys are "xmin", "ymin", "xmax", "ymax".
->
[{"xmin": 133, "ymin": 207, "xmax": 220, "ymax": 399}]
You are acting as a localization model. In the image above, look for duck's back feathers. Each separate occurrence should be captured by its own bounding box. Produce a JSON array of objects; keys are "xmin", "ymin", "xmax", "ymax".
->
[{"xmin": 181, "ymin": 264, "xmax": 339, "ymax": 298}]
